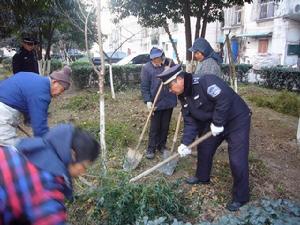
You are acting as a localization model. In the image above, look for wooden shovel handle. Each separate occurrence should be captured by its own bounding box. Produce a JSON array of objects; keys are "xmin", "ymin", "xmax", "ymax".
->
[
  {"xmin": 170, "ymin": 111, "xmax": 182, "ymax": 153},
  {"xmin": 135, "ymin": 82, "xmax": 163, "ymax": 151},
  {"xmin": 129, "ymin": 131, "xmax": 212, "ymax": 183}
]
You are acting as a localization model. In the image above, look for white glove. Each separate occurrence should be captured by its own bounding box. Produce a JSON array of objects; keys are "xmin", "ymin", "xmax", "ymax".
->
[
  {"xmin": 177, "ymin": 144, "xmax": 192, "ymax": 157},
  {"xmin": 210, "ymin": 123, "xmax": 224, "ymax": 136},
  {"xmin": 146, "ymin": 102, "xmax": 153, "ymax": 110}
]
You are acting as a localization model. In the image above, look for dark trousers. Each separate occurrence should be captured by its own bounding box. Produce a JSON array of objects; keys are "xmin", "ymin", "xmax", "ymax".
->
[
  {"xmin": 196, "ymin": 115, "xmax": 251, "ymax": 203},
  {"xmin": 147, "ymin": 108, "xmax": 173, "ymax": 152}
]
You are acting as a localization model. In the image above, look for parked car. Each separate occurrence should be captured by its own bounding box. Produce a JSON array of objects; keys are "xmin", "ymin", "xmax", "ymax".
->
[
  {"xmin": 92, "ymin": 51, "xmax": 127, "ymax": 65},
  {"xmin": 115, "ymin": 53, "xmax": 150, "ymax": 65}
]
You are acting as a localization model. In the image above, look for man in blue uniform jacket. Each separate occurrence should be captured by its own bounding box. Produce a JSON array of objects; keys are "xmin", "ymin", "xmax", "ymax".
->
[
  {"xmin": 140, "ymin": 47, "xmax": 177, "ymax": 159},
  {"xmin": 0, "ymin": 66, "xmax": 72, "ymax": 146},
  {"xmin": 157, "ymin": 65, "xmax": 252, "ymax": 211}
]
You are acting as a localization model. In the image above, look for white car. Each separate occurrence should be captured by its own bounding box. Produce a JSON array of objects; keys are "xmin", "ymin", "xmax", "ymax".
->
[{"xmin": 116, "ymin": 53, "xmax": 150, "ymax": 65}]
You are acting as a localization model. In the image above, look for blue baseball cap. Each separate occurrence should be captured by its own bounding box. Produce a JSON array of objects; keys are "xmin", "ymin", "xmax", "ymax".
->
[{"xmin": 150, "ymin": 47, "xmax": 164, "ymax": 59}]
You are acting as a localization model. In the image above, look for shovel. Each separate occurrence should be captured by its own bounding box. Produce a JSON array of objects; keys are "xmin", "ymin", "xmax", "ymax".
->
[
  {"xmin": 129, "ymin": 131, "xmax": 212, "ymax": 182},
  {"xmin": 123, "ymin": 82, "xmax": 164, "ymax": 171},
  {"xmin": 158, "ymin": 111, "xmax": 182, "ymax": 175}
]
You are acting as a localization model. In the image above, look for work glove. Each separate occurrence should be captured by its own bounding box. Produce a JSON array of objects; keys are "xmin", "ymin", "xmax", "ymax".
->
[
  {"xmin": 146, "ymin": 102, "xmax": 153, "ymax": 111},
  {"xmin": 210, "ymin": 123, "xmax": 224, "ymax": 136},
  {"xmin": 177, "ymin": 144, "xmax": 192, "ymax": 157}
]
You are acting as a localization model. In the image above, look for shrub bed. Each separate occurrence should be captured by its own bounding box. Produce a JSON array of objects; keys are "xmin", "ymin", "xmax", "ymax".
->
[
  {"xmin": 255, "ymin": 67, "xmax": 300, "ymax": 91},
  {"xmin": 70, "ymin": 62, "xmax": 252, "ymax": 90},
  {"xmin": 221, "ymin": 64, "xmax": 253, "ymax": 83},
  {"xmin": 1, "ymin": 57, "xmax": 12, "ymax": 72}
]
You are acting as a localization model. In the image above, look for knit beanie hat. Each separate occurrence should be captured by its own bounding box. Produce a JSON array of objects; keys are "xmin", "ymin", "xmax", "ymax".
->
[{"xmin": 50, "ymin": 66, "xmax": 72, "ymax": 90}]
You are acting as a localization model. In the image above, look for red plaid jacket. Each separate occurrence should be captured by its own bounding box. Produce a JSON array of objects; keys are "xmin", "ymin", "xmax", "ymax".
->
[{"xmin": 0, "ymin": 146, "xmax": 67, "ymax": 225}]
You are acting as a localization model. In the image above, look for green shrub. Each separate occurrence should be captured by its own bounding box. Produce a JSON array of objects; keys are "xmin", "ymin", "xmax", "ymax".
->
[
  {"xmin": 70, "ymin": 62, "xmax": 252, "ymax": 90},
  {"xmin": 256, "ymin": 67, "xmax": 300, "ymax": 91},
  {"xmin": 2, "ymin": 57, "xmax": 12, "ymax": 72},
  {"xmin": 199, "ymin": 199, "xmax": 300, "ymax": 225},
  {"xmin": 248, "ymin": 91, "xmax": 300, "ymax": 117},
  {"xmin": 221, "ymin": 64, "xmax": 253, "ymax": 83},
  {"xmin": 50, "ymin": 59, "xmax": 63, "ymax": 73},
  {"xmin": 70, "ymin": 61, "xmax": 95, "ymax": 89},
  {"xmin": 88, "ymin": 175, "xmax": 189, "ymax": 225}
]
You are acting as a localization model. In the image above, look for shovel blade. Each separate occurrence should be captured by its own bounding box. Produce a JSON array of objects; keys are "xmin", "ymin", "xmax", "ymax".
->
[
  {"xmin": 158, "ymin": 150, "xmax": 179, "ymax": 176},
  {"xmin": 123, "ymin": 148, "xmax": 143, "ymax": 171}
]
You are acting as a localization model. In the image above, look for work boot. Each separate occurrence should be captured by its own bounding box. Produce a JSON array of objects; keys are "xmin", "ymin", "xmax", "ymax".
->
[
  {"xmin": 185, "ymin": 176, "xmax": 210, "ymax": 185},
  {"xmin": 226, "ymin": 201, "xmax": 248, "ymax": 211},
  {"xmin": 146, "ymin": 150, "xmax": 155, "ymax": 159},
  {"xmin": 158, "ymin": 147, "xmax": 168, "ymax": 154}
]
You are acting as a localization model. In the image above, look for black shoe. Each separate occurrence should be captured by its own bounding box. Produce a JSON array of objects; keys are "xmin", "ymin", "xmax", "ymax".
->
[
  {"xmin": 146, "ymin": 150, "xmax": 155, "ymax": 159},
  {"xmin": 226, "ymin": 201, "xmax": 248, "ymax": 211},
  {"xmin": 185, "ymin": 176, "xmax": 210, "ymax": 185},
  {"xmin": 158, "ymin": 147, "xmax": 168, "ymax": 154}
]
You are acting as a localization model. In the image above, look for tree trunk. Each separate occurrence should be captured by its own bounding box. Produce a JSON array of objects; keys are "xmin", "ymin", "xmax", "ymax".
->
[
  {"xmin": 194, "ymin": 0, "xmax": 204, "ymax": 40},
  {"xmin": 182, "ymin": 0, "xmax": 192, "ymax": 62},
  {"xmin": 195, "ymin": 16, "xmax": 201, "ymax": 40},
  {"xmin": 96, "ymin": 0, "xmax": 107, "ymax": 175},
  {"xmin": 163, "ymin": 23, "xmax": 181, "ymax": 64},
  {"xmin": 200, "ymin": 1, "xmax": 211, "ymax": 38}
]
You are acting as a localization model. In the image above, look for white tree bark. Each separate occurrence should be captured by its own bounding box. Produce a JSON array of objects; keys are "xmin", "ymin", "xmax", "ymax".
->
[
  {"xmin": 95, "ymin": 0, "xmax": 107, "ymax": 175},
  {"xmin": 108, "ymin": 64, "xmax": 116, "ymax": 99}
]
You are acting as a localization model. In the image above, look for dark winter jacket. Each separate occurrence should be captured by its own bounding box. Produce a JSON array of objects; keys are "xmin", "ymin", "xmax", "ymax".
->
[
  {"xmin": 179, "ymin": 73, "xmax": 251, "ymax": 145},
  {"xmin": 0, "ymin": 72, "xmax": 51, "ymax": 136},
  {"xmin": 140, "ymin": 59, "xmax": 177, "ymax": 110},
  {"xmin": 16, "ymin": 124, "xmax": 74, "ymax": 199},
  {"xmin": 12, "ymin": 47, "xmax": 39, "ymax": 74}
]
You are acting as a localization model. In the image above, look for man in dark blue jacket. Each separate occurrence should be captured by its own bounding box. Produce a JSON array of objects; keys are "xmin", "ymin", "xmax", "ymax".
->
[
  {"xmin": 157, "ymin": 65, "xmax": 252, "ymax": 211},
  {"xmin": 0, "ymin": 124, "xmax": 100, "ymax": 224},
  {"xmin": 0, "ymin": 66, "xmax": 71, "ymax": 146},
  {"xmin": 12, "ymin": 37, "xmax": 39, "ymax": 74},
  {"xmin": 140, "ymin": 47, "xmax": 177, "ymax": 159}
]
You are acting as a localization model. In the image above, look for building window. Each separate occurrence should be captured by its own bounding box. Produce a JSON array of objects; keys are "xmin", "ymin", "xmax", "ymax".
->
[
  {"xmin": 287, "ymin": 44, "xmax": 300, "ymax": 56},
  {"xmin": 258, "ymin": 39, "xmax": 268, "ymax": 53},
  {"xmin": 259, "ymin": 0, "xmax": 275, "ymax": 19},
  {"xmin": 233, "ymin": 6, "xmax": 242, "ymax": 25}
]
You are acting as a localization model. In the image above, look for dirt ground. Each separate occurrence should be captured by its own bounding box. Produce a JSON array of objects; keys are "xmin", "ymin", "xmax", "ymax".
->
[{"xmin": 46, "ymin": 85, "xmax": 300, "ymax": 223}]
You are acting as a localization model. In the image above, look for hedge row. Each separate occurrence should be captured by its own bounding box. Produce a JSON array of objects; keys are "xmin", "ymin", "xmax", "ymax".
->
[
  {"xmin": 255, "ymin": 67, "xmax": 300, "ymax": 91},
  {"xmin": 70, "ymin": 61, "xmax": 253, "ymax": 90},
  {"xmin": 0, "ymin": 58, "xmax": 63, "ymax": 74}
]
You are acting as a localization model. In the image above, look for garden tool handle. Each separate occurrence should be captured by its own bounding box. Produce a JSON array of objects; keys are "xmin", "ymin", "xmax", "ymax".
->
[
  {"xmin": 135, "ymin": 82, "xmax": 163, "ymax": 151},
  {"xmin": 16, "ymin": 124, "xmax": 31, "ymax": 137},
  {"xmin": 129, "ymin": 131, "xmax": 212, "ymax": 183},
  {"xmin": 170, "ymin": 111, "xmax": 182, "ymax": 153}
]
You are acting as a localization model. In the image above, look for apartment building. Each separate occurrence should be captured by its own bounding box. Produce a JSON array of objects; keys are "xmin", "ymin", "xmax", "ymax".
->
[{"xmin": 106, "ymin": 0, "xmax": 300, "ymax": 66}]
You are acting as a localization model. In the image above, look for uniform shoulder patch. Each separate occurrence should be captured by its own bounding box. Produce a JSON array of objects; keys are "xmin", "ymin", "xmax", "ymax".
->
[
  {"xmin": 207, "ymin": 84, "xmax": 221, "ymax": 97},
  {"xmin": 192, "ymin": 77, "xmax": 200, "ymax": 84}
]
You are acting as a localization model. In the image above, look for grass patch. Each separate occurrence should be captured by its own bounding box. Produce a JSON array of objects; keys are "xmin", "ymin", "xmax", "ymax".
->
[
  {"xmin": 247, "ymin": 91, "xmax": 300, "ymax": 117},
  {"xmin": 62, "ymin": 92, "xmax": 99, "ymax": 111},
  {"xmin": 77, "ymin": 120, "xmax": 135, "ymax": 151}
]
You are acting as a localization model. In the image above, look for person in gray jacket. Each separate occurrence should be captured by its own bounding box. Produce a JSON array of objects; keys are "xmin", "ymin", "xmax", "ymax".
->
[
  {"xmin": 189, "ymin": 37, "xmax": 222, "ymax": 77},
  {"xmin": 140, "ymin": 47, "xmax": 177, "ymax": 159}
]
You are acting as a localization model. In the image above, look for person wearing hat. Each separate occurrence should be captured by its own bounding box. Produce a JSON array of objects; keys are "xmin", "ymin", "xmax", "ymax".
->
[
  {"xmin": 0, "ymin": 66, "xmax": 72, "ymax": 146},
  {"xmin": 12, "ymin": 37, "xmax": 39, "ymax": 74},
  {"xmin": 157, "ymin": 65, "xmax": 251, "ymax": 211},
  {"xmin": 0, "ymin": 123, "xmax": 100, "ymax": 224},
  {"xmin": 140, "ymin": 47, "xmax": 177, "ymax": 159},
  {"xmin": 189, "ymin": 37, "xmax": 222, "ymax": 77}
]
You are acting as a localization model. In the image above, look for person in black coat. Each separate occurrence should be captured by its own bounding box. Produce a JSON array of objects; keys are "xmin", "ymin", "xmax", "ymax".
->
[
  {"xmin": 12, "ymin": 37, "xmax": 39, "ymax": 74},
  {"xmin": 140, "ymin": 47, "xmax": 177, "ymax": 159},
  {"xmin": 157, "ymin": 65, "xmax": 252, "ymax": 211}
]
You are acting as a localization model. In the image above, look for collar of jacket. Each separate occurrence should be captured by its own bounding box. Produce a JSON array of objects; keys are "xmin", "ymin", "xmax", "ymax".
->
[{"xmin": 182, "ymin": 72, "xmax": 193, "ymax": 97}]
